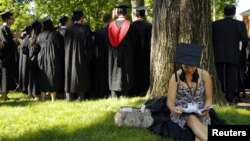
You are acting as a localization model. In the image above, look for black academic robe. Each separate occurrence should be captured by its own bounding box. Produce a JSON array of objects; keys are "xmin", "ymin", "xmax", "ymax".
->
[
  {"xmin": 107, "ymin": 20, "xmax": 137, "ymax": 92},
  {"xmin": 57, "ymin": 27, "xmax": 67, "ymax": 37},
  {"xmin": 64, "ymin": 23, "xmax": 93, "ymax": 94},
  {"xmin": 37, "ymin": 30, "xmax": 64, "ymax": 93},
  {"xmin": 0, "ymin": 25, "xmax": 16, "ymax": 92},
  {"xmin": 93, "ymin": 26, "xmax": 110, "ymax": 98},
  {"xmin": 28, "ymin": 41, "xmax": 41, "ymax": 96},
  {"xmin": 131, "ymin": 20, "xmax": 152, "ymax": 95},
  {"xmin": 18, "ymin": 35, "xmax": 29, "ymax": 93}
]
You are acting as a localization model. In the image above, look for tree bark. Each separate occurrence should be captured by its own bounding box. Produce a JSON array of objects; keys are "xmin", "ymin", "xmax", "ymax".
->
[
  {"xmin": 131, "ymin": 0, "xmax": 145, "ymax": 21},
  {"xmin": 148, "ymin": 0, "xmax": 225, "ymax": 103}
]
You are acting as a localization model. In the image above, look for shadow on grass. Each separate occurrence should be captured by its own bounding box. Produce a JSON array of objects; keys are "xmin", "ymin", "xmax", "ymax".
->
[
  {"xmin": 3, "ymin": 112, "xmax": 165, "ymax": 141},
  {"xmin": 0, "ymin": 99, "xmax": 39, "ymax": 107}
]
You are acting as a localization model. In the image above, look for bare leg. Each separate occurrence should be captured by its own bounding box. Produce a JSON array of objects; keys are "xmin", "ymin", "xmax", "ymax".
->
[
  {"xmin": 41, "ymin": 92, "xmax": 46, "ymax": 101},
  {"xmin": 50, "ymin": 92, "xmax": 56, "ymax": 102},
  {"xmin": 195, "ymin": 136, "xmax": 201, "ymax": 141},
  {"xmin": 186, "ymin": 115, "xmax": 208, "ymax": 141}
]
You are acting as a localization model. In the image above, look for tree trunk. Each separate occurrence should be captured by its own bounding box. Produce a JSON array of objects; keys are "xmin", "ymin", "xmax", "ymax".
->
[
  {"xmin": 131, "ymin": 0, "xmax": 145, "ymax": 21},
  {"xmin": 148, "ymin": 0, "xmax": 225, "ymax": 103}
]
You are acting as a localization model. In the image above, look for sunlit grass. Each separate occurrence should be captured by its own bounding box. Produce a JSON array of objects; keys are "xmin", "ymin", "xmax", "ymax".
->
[{"xmin": 0, "ymin": 93, "xmax": 250, "ymax": 141}]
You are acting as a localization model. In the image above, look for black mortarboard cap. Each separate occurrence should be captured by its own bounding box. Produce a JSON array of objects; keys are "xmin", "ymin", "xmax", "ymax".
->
[
  {"xmin": 73, "ymin": 8, "xmax": 84, "ymax": 15},
  {"xmin": 59, "ymin": 15, "xmax": 68, "ymax": 24},
  {"xmin": 174, "ymin": 43, "xmax": 203, "ymax": 81},
  {"xmin": 134, "ymin": 6, "xmax": 147, "ymax": 11},
  {"xmin": 31, "ymin": 19, "xmax": 42, "ymax": 29},
  {"xmin": 175, "ymin": 43, "xmax": 203, "ymax": 67},
  {"xmin": 0, "ymin": 10, "xmax": 13, "ymax": 21},
  {"xmin": 41, "ymin": 16, "xmax": 52, "ymax": 24},
  {"xmin": 115, "ymin": 5, "xmax": 130, "ymax": 9},
  {"xmin": 23, "ymin": 25, "xmax": 32, "ymax": 33}
]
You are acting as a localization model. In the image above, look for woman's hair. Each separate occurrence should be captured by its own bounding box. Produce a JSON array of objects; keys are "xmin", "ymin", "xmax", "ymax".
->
[
  {"xmin": 117, "ymin": 8, "xmax": 127, "ymax": 15},
  {"xmin": 179, "ymin": 67, "xmax": 199, "ymax": 83},
  {"xmin": 29, "ymin": 22, "xmax": 42, "ymax": 46},
  {"xmin": 43, "ymin": 20, "xmax": 54, "ymax": 31}
]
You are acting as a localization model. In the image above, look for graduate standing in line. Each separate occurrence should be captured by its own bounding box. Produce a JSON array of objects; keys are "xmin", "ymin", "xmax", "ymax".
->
[
  {"xmin": 107, "ymin": 5, "xmax": 138, "ymax": 97},
  {"xmin": 37, "ymin": 16, "xmax": 64, "ymax": 102},
  {"xmin": 93, "ymin": 14, "xmax": 112, "ymax": 98},
  {"xmin": 131, "ymin": 6, "xmax": 152, "ymax": 96},
  {"xmin": 18, "ymin": 25, "xmax": 32, "ymax": 94},
  {"xmin": 0, "ymin": 11, "xmax": 17, "ymax": 100},
  {"xmin": 27, "ymin": 20, "xmax": 43, "ymax": 100},
  {"xmin": 64, "ymin": 9, "xmax": 93, "ymax": 101},
  {"xmin": 57, "ymin": 15, "xmax": 71, "ymax": 36}
]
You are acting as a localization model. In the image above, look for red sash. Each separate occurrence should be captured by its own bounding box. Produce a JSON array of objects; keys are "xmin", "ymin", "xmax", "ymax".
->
[{"xmin": 108, "ymin": 20, "xmax": 130, "ymax": 47}]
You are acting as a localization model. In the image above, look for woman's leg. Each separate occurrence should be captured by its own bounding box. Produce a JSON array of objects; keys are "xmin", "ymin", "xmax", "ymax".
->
[
  {"xmin": 186, "ymin": 115, "xmax": 208, "ymax": 141},
  {"xmin": 50, "ymin": 92, "xmax": 56, "ymax": 102},
  {"xmin": 41, "ymin": 92, "xmax": 46, "ymax": 101},
  {"xmin": 195, "ymin": 136, "xmax": 201, "ymax": 141}
]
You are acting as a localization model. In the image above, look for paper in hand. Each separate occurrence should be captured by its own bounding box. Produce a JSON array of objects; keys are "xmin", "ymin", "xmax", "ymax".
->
[{"xmin": 182, "ymin": 104, "xmax": 215, "ymax": 115}]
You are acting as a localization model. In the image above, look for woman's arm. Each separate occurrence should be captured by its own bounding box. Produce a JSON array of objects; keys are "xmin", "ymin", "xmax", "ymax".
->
[
  {"xmin": 200, "ymin": 70, "xmax": 213, "ymax": 116},
  {"xmin": 167, "ymin": 74, "xmax": 182, "ymax": 115}
]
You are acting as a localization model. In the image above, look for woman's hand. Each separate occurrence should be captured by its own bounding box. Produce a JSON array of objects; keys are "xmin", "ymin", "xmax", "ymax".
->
[
  {"xmin": 199, "ymin": 109, "xmax": 209, "ymax": 117},
  {"xmin": 171, "ymin": 106, "xmax": 183, "ymax": 116}
]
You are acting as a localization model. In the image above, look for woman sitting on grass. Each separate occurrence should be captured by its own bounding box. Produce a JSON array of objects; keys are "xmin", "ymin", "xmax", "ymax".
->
[{"xmin": 167, "ymin": 43, "xmax": 212, "ymax": 141}]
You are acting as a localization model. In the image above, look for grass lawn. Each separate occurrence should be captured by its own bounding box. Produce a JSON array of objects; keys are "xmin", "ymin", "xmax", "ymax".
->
[{"xmin": 0, "ymin": 93, "xmax": 250, "ymax": 141}]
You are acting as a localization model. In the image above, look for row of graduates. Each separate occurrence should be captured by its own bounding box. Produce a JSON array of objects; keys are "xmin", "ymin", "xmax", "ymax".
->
[{"xmin": 16, "ymin": 5, "xmax": 152, "ymax": 101}]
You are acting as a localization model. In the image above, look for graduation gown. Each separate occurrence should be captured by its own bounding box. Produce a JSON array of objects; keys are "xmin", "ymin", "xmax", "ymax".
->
[
  {"xmin": 107, "ymin": 20, "xmax": 137, "ymax": 92},
  {"xmin": 18, "ymin": 35, "xmax": 29, "ymax": 93},
  {"xmin": 64, "ymin": 23, "xmax": 93, "ymax": 94},
  {"xmin": 131, "ymin": 20, "xmax": 152, "ymax": 95},
  {"xmin": 0, "ymin": 25, "xmax": 16, "ymax": 92},
  {"xmin": 37, "ymin": 30, "xmax": 64, "ymax": 93},
  {"xmin": 93, "ymin": 26, "xmax": 110, "ymax": 98},
  {"xmin": 28, "ymin": 41, "xmax": 41, "ymax": 96},
  {"xmin": 57, "ymin": 26, "xmax": 67, "ymax": 37}
]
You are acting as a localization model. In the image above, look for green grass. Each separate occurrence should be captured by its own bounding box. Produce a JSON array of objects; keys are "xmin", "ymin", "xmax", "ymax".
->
[{"xmin": 0, "ymin": 93, "xmax": 250, "ymax": 141}]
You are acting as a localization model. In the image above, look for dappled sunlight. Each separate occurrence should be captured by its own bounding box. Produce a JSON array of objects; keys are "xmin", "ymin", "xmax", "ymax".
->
[
  {"xmin": 214, "ymin": 105, "xmax": 250, "ymax": 125},
  {"xmin": 0, "ymin": 93, "xmax": 164, "ymax": 141}
]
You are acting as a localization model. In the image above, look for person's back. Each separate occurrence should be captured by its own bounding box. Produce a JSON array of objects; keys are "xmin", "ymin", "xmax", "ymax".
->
[
  {"xmin": 58, "ymin": 15, "xmax": 71, "ymax": 36},
  {"xmin": 212, "ymin": 4, "xmax": 249, "ymax": 104},
  {"xmin": 37, "ymin": 17, "xmax": 64, "ymax": 101},
  {"xmin": 93, "ymin": 14, "xmax": 111, "ymax": 98},
  {"xmin": 64, "ymin": 9, "xmax": 93, "ymax": 101},
  {"xmin": 213, "ymin": 16, "xmax": 248, "ymax": 64},
  {"xmin": 131, "ymin": 7, "xmax": 152, "ymax": 96},
  {"xmin": 107, "ymin": 5, "xmax": 137, "ymax": 97}
]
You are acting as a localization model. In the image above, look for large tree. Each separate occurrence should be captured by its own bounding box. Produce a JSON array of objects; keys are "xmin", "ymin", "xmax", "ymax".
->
[{"xmin": 148, "ymin": 0, "xmax": 225, "ymax": 103}]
